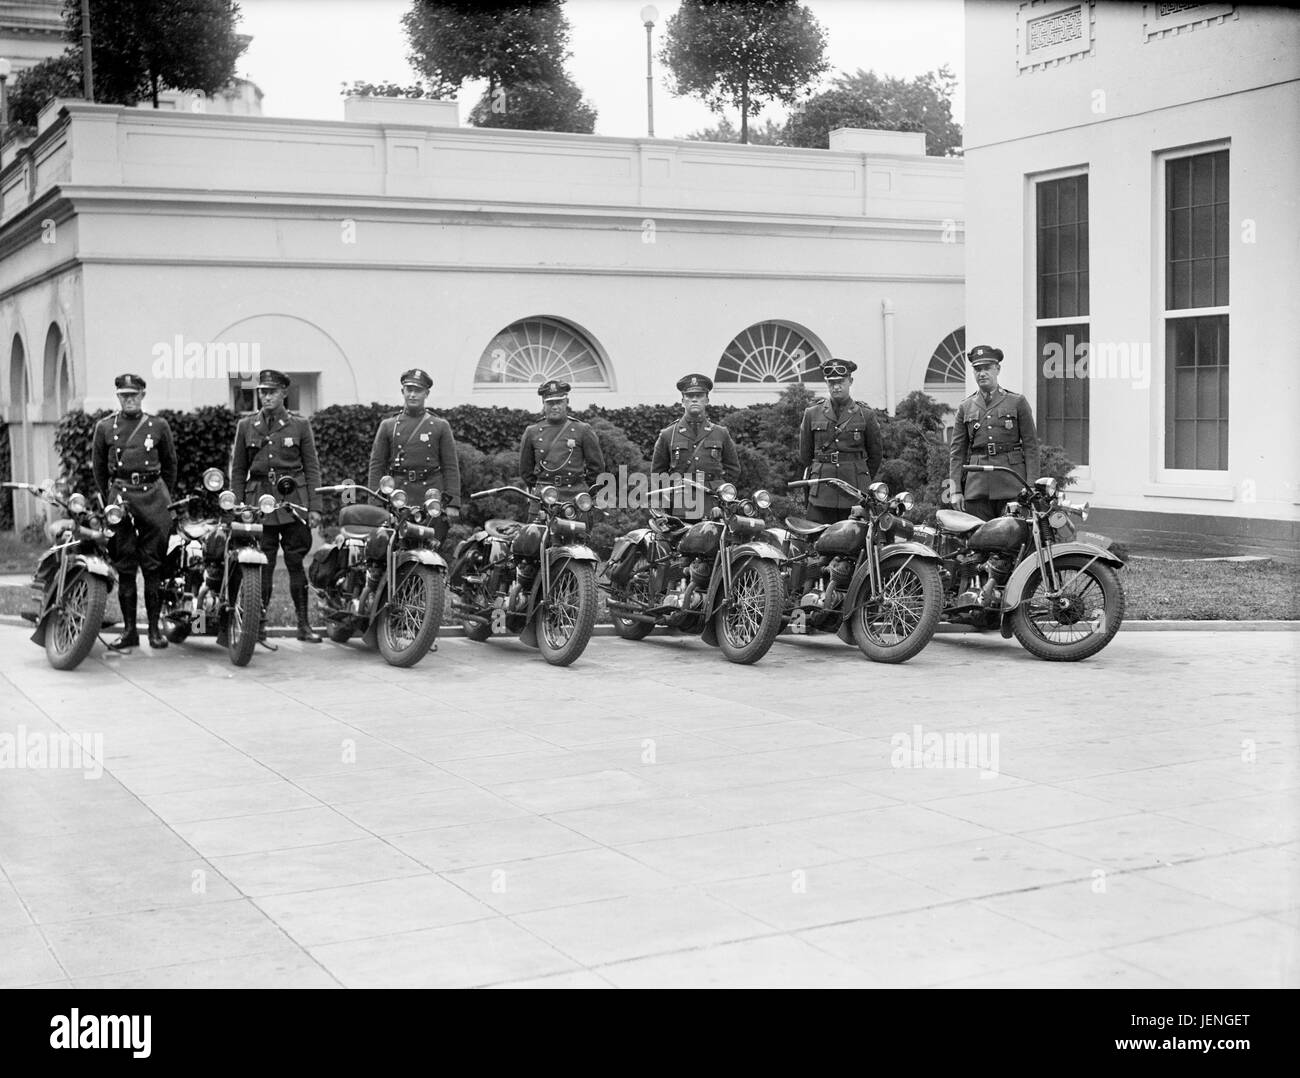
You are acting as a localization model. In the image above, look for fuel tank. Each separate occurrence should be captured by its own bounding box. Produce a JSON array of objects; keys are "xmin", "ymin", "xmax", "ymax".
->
[
  {"xmin": 968, "ymin": 516, "xmax": 1031, "ymax": 552},
  {"xmin": 679, "ymin": 521, "xmax": 721, "ymax": 558},
  {"xmin": 814, "ymin": 519, "xmax": 867, "ymax": 557},
  {"xmin": 511, "ymin": 522, "xmax": 546, "ymax": 559}
]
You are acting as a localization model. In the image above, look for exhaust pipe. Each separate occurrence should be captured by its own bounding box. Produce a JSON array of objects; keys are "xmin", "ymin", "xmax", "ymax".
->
[{"xmin": 605, "ymin": 601, "xmax": 658, "ymax": 626}]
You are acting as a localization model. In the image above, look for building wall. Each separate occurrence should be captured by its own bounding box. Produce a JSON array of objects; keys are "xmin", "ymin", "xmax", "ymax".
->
[{"xmin": 965, "ymin": 1, "xmax": 1300, "ymax": 553}]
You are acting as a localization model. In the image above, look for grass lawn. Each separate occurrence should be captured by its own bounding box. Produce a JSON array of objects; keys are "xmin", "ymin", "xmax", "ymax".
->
[{"xmin": 1, "ymin": 538, "xmax": 1296, "ymax": 623}]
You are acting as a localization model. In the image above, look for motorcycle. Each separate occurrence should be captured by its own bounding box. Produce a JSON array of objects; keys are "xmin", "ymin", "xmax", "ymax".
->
[
  {"xmin": 775, "ymin": 477, "xmax": 943, "ymax": 664},
  {"xmin": 310, "ymin": 476, "xmax": 447, "ymax": 668},
  {"xmin": 448, "ymin": 483, "xmax": 598, "ymax": 666},
  {"xmin": 4, "ymin": 479, "xmax": 120, "ymax": 670},
  {"xmin": 912, "ymin": 464, "xmax": 1126, "ymax": 661},
  {"xmin": 157, "ymin": 467, "xmax": 281, "ymax": 667},
  {"xmin": 601, "ymin": 480, "xmax": 787, "ymax": 665}
]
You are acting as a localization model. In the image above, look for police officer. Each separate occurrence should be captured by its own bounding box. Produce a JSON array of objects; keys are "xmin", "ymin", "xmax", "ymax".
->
[
  {"xmin": 519, "ymin": 379, "xmax": 604, "ymax": 499},
  {"xmin": 91, "ymin": 373, "xmax": 178, "ymax": 650},
  {"xmin": 949, "ymin": 345, "xmax": 1040, "ymax": 521},
  {"xmin": 650, "ymin": 373, "xmax": 740, "ymax": 521},
  {"xmin": 229, "ymin": 370, "xmax": 323, "ymax": 646},
  {"xmin": 367, "ymin": 368, "xmax": 462, "ymax": 544},
  {"xmin": 797, "ymin": 358, "xmax": 884, "ymax": 524}
]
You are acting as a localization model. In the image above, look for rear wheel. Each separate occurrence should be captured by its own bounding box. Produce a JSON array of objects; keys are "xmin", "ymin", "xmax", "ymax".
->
[
  {"xmin": 378, "ymin": 564, "xmax": 445, "ymax": 668},
  {"xmin": 610, "ymin": 560, "xmax": 655, "ymax": 641},
  {"xmin": 456, "ymin": 581, "xmax": 494, "ymax": 642},
  {"xmin": 326, "ymin": 622, "xmax": 353, "ymax": 644},
  {"xmin": 228, "ymin": 566, "xmax": 261, "ymax": 667},
  {"xmin": 716, "ymin": 559, "xmax": 784, "ymax": 665},
  {"xmin": 853, "ymin": 556, "xmax": 942, "ymax": 663},
  {"xmin": 1011, "ymin": 558, "xmax": 1124, "ymax": 661},
  {"xmin": 45, "ymin": 573, "xmax": 108, "ymax": 671},
  {"xmin": 538, "ymin": 561, "xmax": 597, "ymax": 666}
]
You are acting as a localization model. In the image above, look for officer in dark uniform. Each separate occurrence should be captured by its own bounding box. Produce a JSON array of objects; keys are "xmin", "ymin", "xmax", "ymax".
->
[
  {"xmin": 91, "ymin": 373, "xmax": 178, "ymax": 650},
  {"xmin": 797, "ymin": 358, "xmax": 884, "ymax": 524},
  {"xmin": 650, "ymin": 373, "xmax": 741, "ymax": 522},
  {"xmin": 949, "ymin": 345, "xmax": 1040, "ymax": 521},
  {"xmin": 229, "ymin": 369, "xmax": 323, "ymax": 645},
  {"xmin": 367, "ymin": 368, "xmax": 462, "ymax": 545},
  {"xmin": 519, "ymin": 380, "xmax": 604, "ymax": 500}
]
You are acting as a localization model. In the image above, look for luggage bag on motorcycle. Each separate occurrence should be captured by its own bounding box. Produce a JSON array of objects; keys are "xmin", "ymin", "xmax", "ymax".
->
[{"xmin": 309, "ymin": 544, "xmax": 345, "ymax": 589}]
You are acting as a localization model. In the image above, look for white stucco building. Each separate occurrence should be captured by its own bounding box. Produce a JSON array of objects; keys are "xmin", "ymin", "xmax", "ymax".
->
[
  {"xmin": 964, "ymin": 0, "xmax": 1299, "ymax": 556},
  {"xmin": 0, "ymin": 96, "xmax": 964, "ymax": 528}
]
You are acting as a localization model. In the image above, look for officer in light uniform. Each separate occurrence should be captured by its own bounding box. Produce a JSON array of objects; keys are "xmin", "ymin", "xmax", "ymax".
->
[
  {"xmin": 367, "ymin": 368, "xmax": 462, "ymax": 544},
  {"xmin": 650, "ymin": 373, "xmax": 740, "ymax": 522},
  {"xmin": 91, "ymin": 373, "xmax": 178, "ymax": 650},
  {"xmin": 518, "ymin": 379, "xmax": 604, "ymax": 499},
  {"xmin": 229, "ymin": 369, "xmax": 323, "ymax": 645},
  {"xmin": 949, "ymin": 345, "xmax": 1040, "ymax": 521},
  {"xmin": 797, "ymin": 358, "xmax": 884, "ymax": 524}
]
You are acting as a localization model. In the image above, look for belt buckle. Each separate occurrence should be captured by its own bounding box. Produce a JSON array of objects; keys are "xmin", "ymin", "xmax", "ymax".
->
[
  {"xmin": 408, "ymin": 470, "xmax": 420, "ymax": 484},
  {"xmin": 130, "ymin": 472, "xmax": 142, "ymax": 485},
  {"xmin": 985, "ymin": 444, "xmax": 996, "ymax": 457},
  {"xmin": 826, "ymin": 452, "xmax": 839, "ymax": 466}
]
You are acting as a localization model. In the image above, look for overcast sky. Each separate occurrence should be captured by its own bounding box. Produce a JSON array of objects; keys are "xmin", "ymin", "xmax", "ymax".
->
[{"xmin": 236, "ymin": 0, "xmax": 964, "ymax": 138}]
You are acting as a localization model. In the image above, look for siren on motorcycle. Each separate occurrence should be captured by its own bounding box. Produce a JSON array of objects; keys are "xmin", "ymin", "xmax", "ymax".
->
[
  {"xmin": 202, "ymin": 468, "xmax": 225, "ymax": 492},
  {"xmin": 105, "ymin": 503, "xmax": 125, "ymax": 526}
]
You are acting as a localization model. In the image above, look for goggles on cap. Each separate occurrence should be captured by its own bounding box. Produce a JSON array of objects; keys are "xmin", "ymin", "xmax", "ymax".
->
[{"xmin": 823, "ymin": 361, "xmax": 851, "ymax": 379}]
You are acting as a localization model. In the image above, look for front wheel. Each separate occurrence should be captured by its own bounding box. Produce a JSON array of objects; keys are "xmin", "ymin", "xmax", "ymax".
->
[
  {"xmin": 377, "ymin": 564, "xmax": 445, "ymax": 668},
  {"xmin": 537, "ymin": 561, "xmax": 597, "ymax": 666},
  {"xmin": 228, "ymin": 566, "xmax": 262, "ymax": 667},
  {"xmin": 852, "ymin": 556, "xmax": 942, "ymax": 664},
  {"xmin": 716, "ymin": 558, "xmax": 784, "ymax": 665},
  {"xmin": 1011, "ymin": 558, "xmax": 1124, "ymax": 661},
  {"xmin": 45, "ymin": 573, "xmax": 108, "ymax": 670}
]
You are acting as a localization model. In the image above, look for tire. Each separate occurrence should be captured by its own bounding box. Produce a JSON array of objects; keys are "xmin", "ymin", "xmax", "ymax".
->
[
  {"xmin": 537, "ymin": 560, "xmax": 597, "ymax": 666},
  {"xmin": 228, "ymin": 566, "xmax": 261, "ymax": 668},
  {"xmin": 326, "ymin": 622, "xmax": 353, "ymax": 644},
  {"xmin": 45, "ymin": 573, "xmax": 108, "ymax": 671},
  {"xmin": 852, "ymin": 556, "xmax": 942, "ymax": 664},
  {"xmin": 455, "ymin": 580, "xmax": 493, "ymax": 642},
  {"xmin": 716, "ymin": 558, "xmax": 784, "ymax": 665},
  {"xmin": 610, "ymin": 558, "xmax": 654, "ymax": 641},
  {"xmin": 377, "ymin": 564, "xmax": 445, "ymax": 668},
  {"xmin": 1011, "ymin": 557, "xmax": 1124, "ymax": 661}
]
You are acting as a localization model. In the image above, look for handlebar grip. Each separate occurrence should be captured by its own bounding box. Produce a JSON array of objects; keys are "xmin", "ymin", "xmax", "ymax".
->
[{"xmin": 963, "ymin": 465, "xmax": 992, "ymax": 472}]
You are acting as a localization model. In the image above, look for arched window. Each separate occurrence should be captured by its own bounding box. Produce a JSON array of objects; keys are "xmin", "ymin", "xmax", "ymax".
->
[
  {"xmin": 474, "ymin": 317, "xmax": 610, "ymax": 388},
  {"xmin": 43, "ymin": 323, "xmax": 70, "ymax": 414},
  {"xmin": 716, "ymin": 322, "xmax": 826, "ymax": 384},
  {"xmin": 925, "ymin": 327, "xmax": 967, "ymax": 386}
]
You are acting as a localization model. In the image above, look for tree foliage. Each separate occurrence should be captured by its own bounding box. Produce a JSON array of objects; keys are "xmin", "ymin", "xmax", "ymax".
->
[
  {"xmin": 660, "ymin": 0, "xmax": 828, "ymax": 144},
  {"xmin": 63, "ymin": 0, "xmax": 247, "ymax": 108},
  {"xmin": 683, "ymin": 116, "xmax": 785, "ymax": 145},
  {"xmin": 341, "ymin": 79, "xmax": 427, "ymax": 99},
  {"xmin": 467, "ymin": 72, "xmax": 596, "ymax": 134},
  {"xmin": 785, "ymin": 66, "xmax": 962, "ymax": 156},
  {"xmin": 3, "ymin": 54, "xmax": 83, "ymax": 134}
]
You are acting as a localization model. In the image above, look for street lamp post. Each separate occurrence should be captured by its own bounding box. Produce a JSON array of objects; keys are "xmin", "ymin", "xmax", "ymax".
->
[{"xmin": 640, "ymin": 6, "xmax": 658, "ymax": 138}]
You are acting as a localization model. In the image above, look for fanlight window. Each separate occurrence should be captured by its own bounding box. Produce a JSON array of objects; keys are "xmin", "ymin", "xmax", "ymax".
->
[
  {"xmin": 925, "ymin": 327, "xmax": 967, "ymax": 386},
  {"xmin": 715, "ymin": 322, "xmax": 826, "ymax": 384},
  {"xmin": 474, "ymin": 318, "xmax": 609, "ymax": 387}
]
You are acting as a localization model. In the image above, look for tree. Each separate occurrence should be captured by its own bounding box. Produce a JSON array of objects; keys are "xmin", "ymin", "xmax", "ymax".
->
[
  {"xmin": 683, "ymin": 116, "xmax": 785, "ymax": 145},
  {"xmin": 784, "ymin": 66, "xmax": 963, "ymax": 156},
  {"xmin": 3, "ymin": 54, "xmax": 83, "ymax": 135},
  {"xmin": 341, "ymin": 80, "xmax": 426, "ymax": 99},
  {"xmin": 64, "ymin": 0, "xmax": 247, "ymax": 109},
  {"xmin": 660, "ymin": 0, "xmax": 828, "ymax": 144},
  {"xmin": 467, "ymin": 73, "xmax": 596, "ymax": 134}
]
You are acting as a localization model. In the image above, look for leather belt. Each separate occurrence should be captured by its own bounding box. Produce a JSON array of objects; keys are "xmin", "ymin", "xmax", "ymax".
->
[
  {"xmin": 111, "ymin": 471, "xmax": 160, "ymax": 488},
  {"xmin": 982, "ymin": 445, "xmax": 1020, "ymax": 457},
  {"xmin": 815, "ymin": 451, "xmax": 864, "ymax": 466},
  {"xmin": 396, "ymin": 467, "xmax": 439, "ymax": 484}
]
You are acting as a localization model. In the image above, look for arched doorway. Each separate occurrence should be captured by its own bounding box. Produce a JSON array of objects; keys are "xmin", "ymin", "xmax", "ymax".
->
[{"xmin": 7, "ymin": 335, "xmax": 34, "ymax": 529}]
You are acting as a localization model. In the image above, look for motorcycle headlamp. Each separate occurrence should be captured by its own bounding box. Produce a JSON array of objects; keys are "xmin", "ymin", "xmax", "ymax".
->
[
  {"xmin": 1035, "ymin": 477, "xmax": 1058, "ymax": 497},
  {"xmin": 539, "ymin": 485, "xmax": 559, "ymax": 506},
  {"xmin": 423, "ymin": 486, "xmax": 442, "ymax": 504},
  {"xmin": 105, "ymin": 504, "xmax": 125, "ymax": 526},
  {"xmin": 893, "ymin": 491, "xmax": 915, "ymax": 513},
  {"xmin": 740, "ymin": 501, "xmax": 755, "ymax": 517},
  {"xmin": 753, "ymin": 489, "xmax": 772, "ymax": 510},
  {"xmin": 240, "ymin": 509, "xmax": 256, "ymax": 523},
  {"xmin": 389, "ymin": 489, "xmax": 408, "ymax": 510},
  {"xmin": 574, "ymin": 492, "xmax": 593, "ymax": 513},
  {"xmin": 218, "ymin": 491, "xmax": 236, "ymax": 512},
  {"xmin": 869, "ymin": 482, "xmax": 889, "ymax": 504},
  {"xmin": 424, "ymin": 498, "xmax": 442, "ymax": 518},
  {"xmin": 202, "ymin": 468, "xmax": 225, "ymax": 492},
  {"xmin": 257, "ymin": 494, "xmax": 277, "ymax": 515},
  {"xmin": 379, "ymin": 475, "xmax": 396, "ymax": 496},
  {"xmin": 66, "ymin": 493, "xmax": 87, "ymax": 514},
  {"xmin": 716, "ymin": 483, "xmax": 737, "ymax": 504}
]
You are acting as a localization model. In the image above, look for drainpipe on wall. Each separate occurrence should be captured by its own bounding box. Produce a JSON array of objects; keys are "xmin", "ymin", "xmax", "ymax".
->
[{"xmin": 881, "ymin": 299, "xmax": 896, "ymax": 415}]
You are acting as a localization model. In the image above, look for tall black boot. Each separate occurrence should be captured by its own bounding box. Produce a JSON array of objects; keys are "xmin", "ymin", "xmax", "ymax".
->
[
  {"xmin": 291, "ymin": 579, "xmax": 321, "ymax": 643},
  {"xmin": 143, "ymin": 576, "xmax": 167, "ymax": 649},
  {"xmin": 257, "ymin": 571, "xmax": 278, "ymax": 650},
  {"xmin": 109, "ymin": 577, "xmax": 139, "ymax": 650}
]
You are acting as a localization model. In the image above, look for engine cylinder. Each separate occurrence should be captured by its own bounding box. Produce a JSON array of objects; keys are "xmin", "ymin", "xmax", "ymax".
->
[
  {"xmin": 828, "ymin": 556, "xmax": 854, "ymax": 589},
  {"xmin": 689, "ymin": 559, "xmax": 712, "ymax": 588}
]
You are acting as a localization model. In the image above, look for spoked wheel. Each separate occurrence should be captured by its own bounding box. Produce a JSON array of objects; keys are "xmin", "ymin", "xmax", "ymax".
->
[
  {"xmin": 1012, "ymin": 557, "xmax": 1124, "ymax": 661},
  {"xmin": 45, "ymin": 573, "xmax": 108, "ymax": 671},
  {"xmin": 610, "ymin": 561, "xmax": 655, "ymax": 641},
  {"xmin": 538, "ymin": 560, "xmax": 597, "ymax": 666},
  {"xmin": 852, "ymin": 556, "xmax": 942, "ymax": 663},
  {"xmin": 378, "ymin": 564, "xmax": 445, "ymax": 668},
  {"xmin": 228, "ymin": 566, "xmax": 261, "ymax": 667},
  {"xmin": 716, "ymin": 558, "xmax": 784, "ymax": 664}
]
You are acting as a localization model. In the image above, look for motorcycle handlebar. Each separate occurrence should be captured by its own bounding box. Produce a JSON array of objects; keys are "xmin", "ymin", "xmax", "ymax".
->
[{"xmin": 472, "ymin": 486, "xmax": 537, "ymax": 502}]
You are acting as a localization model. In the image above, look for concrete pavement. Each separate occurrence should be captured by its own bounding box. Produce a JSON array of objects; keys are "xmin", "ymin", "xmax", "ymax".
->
[{"xmin": 0, "ymin": 624, "xmax": 1296, "ymax": 988}]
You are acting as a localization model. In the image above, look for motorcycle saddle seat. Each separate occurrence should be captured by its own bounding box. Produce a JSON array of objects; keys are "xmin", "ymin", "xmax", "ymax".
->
[
  {"xmin": 339, "ymin": 503, "xmax": 389, "ymax": 538},
  {"xmin": 180, "ymin": 521, "xmax": 211, "ymax": 540},
  {"xmin": 936, "ymin": 509, "xmax": 985, "ymax": 535},
  {"xmin": 485, "ymin": 518, "xmax": 522, "ymax": 540},
  {"xmin": 783, "ymin": 516, "xmax": 829, "ymax": 538}
]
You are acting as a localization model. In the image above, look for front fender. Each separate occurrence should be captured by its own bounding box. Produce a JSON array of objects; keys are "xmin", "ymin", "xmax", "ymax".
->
[
  {"xmin": 1002, "ymin": 543, "xmax": 1125, "ymax": 610},
  {"xmin": 878, "ymin": 541, "xmax": 940, "ymax": 561},
  {"xmin": 728, "ymin": 541, "xmax": 786, "ymax": 563},
  {"xmin": 549, "ymin": 544, "xmax": 598, "ymax": 563},
  {"xmin": 78, "ymin": 555, "xmax": 117, "ymax": 584},
  {"xmin": 396, "ymin": 548, "xmax": 448, "ymax": 570},
  {"xmin": 236, "ymin": 548, "xmax": 268, "ymax": 566},
  {"xmin": 835, "ymin": 548, "xmax": 938, "ymax": 644},
  {"xmin": 699, "ymin": 549, "xmax": 782, "ymax": 646}
]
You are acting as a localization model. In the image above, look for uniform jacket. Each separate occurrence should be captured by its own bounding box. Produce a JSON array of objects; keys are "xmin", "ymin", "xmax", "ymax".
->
[
  {"xmin": 519, "ymin": 417, "xmax": 604, "ymax": 491},
  {"xmin": 229, "ymin": 406, "xmax": 323, "ymax": 526},
  {"xmin": 797, "ymin": 399, "xmax": 884, "ymax": 509},
  {"xmin": 367, "ymin": 409, "xmax": 462, "ymax": 508},
  {"xmin": 92, "ymin": 411, "xmax": 178, "ymax": 497},
  {"xmin": 949, "ymin": 387, "xmax": 1040, "ymax": 501},
  {"xmin": 650, "ymin": 418, "xmax": 741, "ymax": 485}
]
